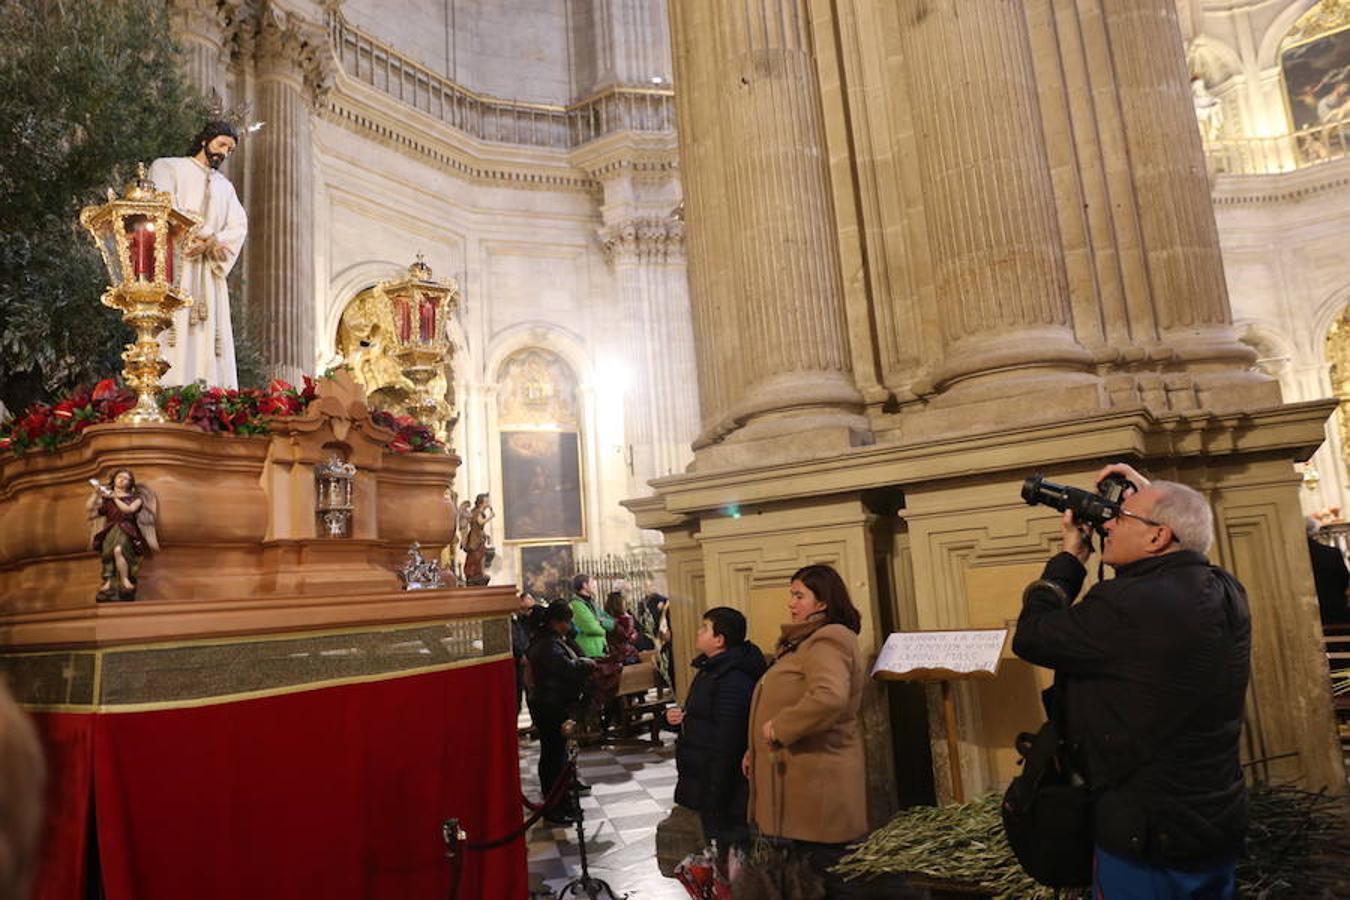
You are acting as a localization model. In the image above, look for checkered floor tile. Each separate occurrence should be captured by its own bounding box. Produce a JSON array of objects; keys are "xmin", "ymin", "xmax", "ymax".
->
[{"xmin": 519, "ymin": 715, "xmax": 689, "ymax": 899}]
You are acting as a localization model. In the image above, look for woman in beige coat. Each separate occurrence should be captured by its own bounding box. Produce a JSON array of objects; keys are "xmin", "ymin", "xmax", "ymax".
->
[{"xmin": 743, "ymin": 564, "xmax": 867, "ymax": 894}]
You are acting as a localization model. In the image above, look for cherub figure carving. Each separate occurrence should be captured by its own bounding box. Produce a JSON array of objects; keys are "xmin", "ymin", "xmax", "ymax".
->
[
  {"xmin": 87, "ymin": 469, "xmax": 159, "ymax": 602},
  {"xmin": 460, "ymin": 493, "xmax": 495, "ymax": 586}
]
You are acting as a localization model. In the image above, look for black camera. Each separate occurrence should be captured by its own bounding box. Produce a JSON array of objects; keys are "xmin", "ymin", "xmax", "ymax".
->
[{"xmin": 1021, "ymin": 472, "xmax": 1136, "ymax": 533}]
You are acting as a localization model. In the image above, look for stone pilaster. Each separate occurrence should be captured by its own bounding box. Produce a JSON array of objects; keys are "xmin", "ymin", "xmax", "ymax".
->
[
  {"xmin": 599, "ymin": 217, "xmax": 698, "ymax": 486},
  {"xmin": 245, "ymin": 3, "xmax": 333, "ymax": 383},
  {"xmin": 897, "ymin": 0, "xmax": 1095, "ymax": 407},
  {"xmin": 585, "ymin": 0, "xmax": 672, "ymax": 90},
  {"xmin": 670, "ymin": 0, "xmax": 868, "ymax": 466}
]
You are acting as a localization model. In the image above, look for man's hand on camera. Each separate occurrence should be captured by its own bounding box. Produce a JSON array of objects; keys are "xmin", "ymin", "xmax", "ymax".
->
[
  {"xmin": 1061, "ymin": 510, "xmax": 1093, "ymax": 564},
  {"xmin": 1095, "ymin": 462, "xmax": 1150, "ymax": 494}
]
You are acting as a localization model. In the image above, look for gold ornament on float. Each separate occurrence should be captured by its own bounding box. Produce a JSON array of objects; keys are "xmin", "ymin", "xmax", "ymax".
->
[
  {"xmin": 80, "ymin": 164, "xmax": 200, "ymax": 423},
  {"xmin": 336, "ymin": 255, "xmax": 461, "ymax": 444}
]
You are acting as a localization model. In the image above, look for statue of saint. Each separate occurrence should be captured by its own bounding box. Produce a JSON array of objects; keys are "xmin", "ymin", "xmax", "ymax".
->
[
  {"xmin": 87, "ymin": 469, "xmax": 159, "ymax": 602},
  {"xmin": 148, "ymin": 120, "xmax": 248, "ymax": 389},
  {"xmin": 460, "ymin": 493, "xmax": 496, "ymax": 586}
]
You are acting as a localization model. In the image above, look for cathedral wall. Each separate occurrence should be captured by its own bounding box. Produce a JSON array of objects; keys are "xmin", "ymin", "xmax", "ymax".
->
[
  {"xmin": 341, "ymin": 0, "xmax": 574, "ymax": 104},
  {"xmin": 311, "ymin": 114, "xmax": 647, "ymax": 588}
]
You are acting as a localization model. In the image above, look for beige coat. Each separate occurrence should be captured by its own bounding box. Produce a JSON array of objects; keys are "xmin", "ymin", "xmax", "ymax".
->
[{"xmin": 746, "ymin": 618, "xmax": 867, "ymax": 843}]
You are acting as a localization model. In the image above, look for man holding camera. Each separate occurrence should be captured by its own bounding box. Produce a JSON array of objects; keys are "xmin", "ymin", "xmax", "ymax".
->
[{"xmin": 1013, "ymin": 463, "xmax": 1251, "ymax": 899}]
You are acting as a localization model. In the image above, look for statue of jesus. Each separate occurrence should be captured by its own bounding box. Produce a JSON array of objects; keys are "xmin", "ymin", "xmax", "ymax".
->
[{"xmin": 148, "ymin": 121, "xmax": 249, "ymax": 389}]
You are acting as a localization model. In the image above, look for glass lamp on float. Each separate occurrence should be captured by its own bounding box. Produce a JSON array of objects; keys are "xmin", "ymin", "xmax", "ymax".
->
[{"xmin": 79, "ymin": 164, "xmax": 200, "ymax": 423}]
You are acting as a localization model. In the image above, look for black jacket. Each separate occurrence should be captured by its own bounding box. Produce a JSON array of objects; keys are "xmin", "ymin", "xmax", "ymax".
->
[
  {"xmin": 526, "ymin": 630, "xmax": 592, "ymax": 717},
  {"xmin": 673, "ymin": 641, "xmax": 767, "ymax": 816},
  {"xmin": 1013, "ymin": 550, "xmax": 1251, "ymax": 868},
  {"xmin": 1308, "ymin": 537, "xmax": 1350, "ymax": 625}
]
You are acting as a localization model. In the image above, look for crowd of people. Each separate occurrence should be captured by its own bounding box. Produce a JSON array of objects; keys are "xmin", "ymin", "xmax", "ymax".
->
[{"xmin": 516, "ymin": 462, "xmax": 1279, "ymax": 900}]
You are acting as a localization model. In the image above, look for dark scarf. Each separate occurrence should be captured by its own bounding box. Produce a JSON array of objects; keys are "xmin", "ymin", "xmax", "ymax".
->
[{"xmin": 773, "ymin": 612, "xmax": 829, "ymax": 661}]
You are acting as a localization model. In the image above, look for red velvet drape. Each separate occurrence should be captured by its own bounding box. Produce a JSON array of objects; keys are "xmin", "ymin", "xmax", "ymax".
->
[{"xmin": 33, "ymin": 659, "xmax": 526, "ymax": 900}]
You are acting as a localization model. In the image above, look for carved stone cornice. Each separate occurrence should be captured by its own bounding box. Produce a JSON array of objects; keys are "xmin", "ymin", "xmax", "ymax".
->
[{"xmin": 600, "ymin": 217, "xmax": 685, "ymax": 266}]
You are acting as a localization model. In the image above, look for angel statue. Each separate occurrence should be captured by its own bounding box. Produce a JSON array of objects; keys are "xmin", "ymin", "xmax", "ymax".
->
[
  {"xmin": 87, "ymin": 469, "xmax": 159, "ymax": 602},
  {"xmin": 460, "ymin": 493, "xmax": 496, "ymax": 586}
]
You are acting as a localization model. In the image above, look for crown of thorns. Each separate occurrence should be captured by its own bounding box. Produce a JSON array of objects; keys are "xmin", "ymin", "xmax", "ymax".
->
[{"xmin": 206, "ymin": 90, "xmax": 265, "ymax": 139}]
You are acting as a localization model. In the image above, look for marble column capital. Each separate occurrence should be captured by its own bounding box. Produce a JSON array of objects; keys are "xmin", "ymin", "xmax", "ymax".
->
[
  {"xmin": 167, "ymin": 0, "xmax": 237, "ymax": 47},
  {"xmin": 600, "ymin": 217, "xmax": 685, "ymax": 267},
  {"xmin": 243, "ymin": 2, "xmax": 335, "ymax": 106}
]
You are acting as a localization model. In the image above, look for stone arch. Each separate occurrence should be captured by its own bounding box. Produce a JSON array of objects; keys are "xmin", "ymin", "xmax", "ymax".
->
[
  {"xmin": 1187, "ymin": 36, "xmax": 1244, "ymax": 87},
  {"xmin": 1257, "ymin": 0, "xmax": 1320, "ymax": 70}
]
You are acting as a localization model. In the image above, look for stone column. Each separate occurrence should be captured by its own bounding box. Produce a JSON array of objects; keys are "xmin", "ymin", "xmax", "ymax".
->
[
  {"xmin": 168, "ymin": 0, "xmax": 232, "ymax": 100},
  {"xmin": 670, "ymin": 0, "xmax": 868, "ymax": 465},
  {"xmin": 601, "ymin": 218, "xmax": 699, "ymax": 487},
  {"xmin": 246, "ymin": 5, "xmax": 331, "ymax": 384},
  {"xmin": 897, "ymin": 0, "xmax": 1095, "ymax": 406},
  {"xmin": 1096, "ymin": 0, "xmax": 1274, "ymax": 406}
]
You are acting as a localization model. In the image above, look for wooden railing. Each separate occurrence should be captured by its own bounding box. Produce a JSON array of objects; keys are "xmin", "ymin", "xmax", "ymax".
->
[
  {"xmin": 1205, "ymin": 121, "xmax": 1350, "ymax": 175},
  {"xmin": 325, "ymin": 9, "xmax": 675, "ymax": 149}
]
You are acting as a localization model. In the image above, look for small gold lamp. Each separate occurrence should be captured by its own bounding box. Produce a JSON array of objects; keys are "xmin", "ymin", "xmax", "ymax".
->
[
  {"xmin": 80, "ymin": 164, "xmax": 199, "ymax": 423},
  {"xmin": 379, "ymin": 255, "xmax": 460, "ymax": 439}
]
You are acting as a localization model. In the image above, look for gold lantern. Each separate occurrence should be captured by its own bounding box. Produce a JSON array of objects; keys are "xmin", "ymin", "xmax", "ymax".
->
[
  {"xmin": 379, "ymin": 255, "xmax": 460, "ymax": 440},
  {"xmin": 80, "ymin": 164, "xmax": 199, "ymax": 423}
]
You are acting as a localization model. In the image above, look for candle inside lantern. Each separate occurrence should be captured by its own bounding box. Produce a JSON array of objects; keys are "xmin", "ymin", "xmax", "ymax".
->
[
  {"xmin": 396, "ymin": 297, "xmax": 412, "ymax": 343},
  {"xmin": 418, "ymin": 295, "xmax": 436, "ymax": 342},
  {"xmin": 128, "ymin": 219, "xmax": 157, "ymax": 281}
]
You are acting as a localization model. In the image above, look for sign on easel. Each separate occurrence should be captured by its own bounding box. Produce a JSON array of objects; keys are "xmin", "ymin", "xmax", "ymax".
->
[{"xmin": 871, "ymin": 628, "xmax": 1009, "ymax": 803}]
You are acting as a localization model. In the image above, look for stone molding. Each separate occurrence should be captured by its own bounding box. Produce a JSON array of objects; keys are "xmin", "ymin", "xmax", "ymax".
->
[{"xmin": 599, "ymin": 217, "xmax": 685, "ymax": 265}]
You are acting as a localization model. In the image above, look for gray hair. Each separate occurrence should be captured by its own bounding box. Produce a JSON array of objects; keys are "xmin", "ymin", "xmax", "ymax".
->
[{"xmin": 1148, "ymin": 481, "xmax": 1214, "ymax": 554}]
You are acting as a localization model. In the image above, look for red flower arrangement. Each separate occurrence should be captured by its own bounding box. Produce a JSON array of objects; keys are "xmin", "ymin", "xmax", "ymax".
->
[
  {"xmin": 370, "ymin": 409, "xmax": 445, "ymax": 454},
  {"xmin": 0, "ymin": 376, "xmax": 443, "ymax": 456}
]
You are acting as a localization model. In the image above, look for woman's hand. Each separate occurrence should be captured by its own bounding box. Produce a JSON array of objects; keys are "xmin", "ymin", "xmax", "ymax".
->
[
  {"xmin": 741, "ymin": 751, "xmax": 750, "ymax": 778},
  {"xmin": 665, "ymin": 706, "xmax": 684, "ymax": 726}
]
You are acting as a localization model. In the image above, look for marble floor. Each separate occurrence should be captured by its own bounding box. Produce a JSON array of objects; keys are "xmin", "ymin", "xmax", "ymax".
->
[{"xmin": 519, "ymin": 730, "xmax": 689, "ymax": 900}]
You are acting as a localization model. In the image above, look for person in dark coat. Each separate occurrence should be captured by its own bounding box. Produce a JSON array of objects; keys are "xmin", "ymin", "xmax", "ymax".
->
[
  {"xmin": 1306, "ymin": 517, "xmax": 1350, "ymax": 625},
  {"xmin": 666, "ymin": 606, "xmax": 766, "ymax": 850},
  {"xmin": 1014, "ymin": 463, "xmax": 1251, "ymax": 899},
  {"xmin": 526, "ymin": 601, "xmax": 596, "ymax": 825},
  {"xmin": 511, "ymin": 591, "xmax": 538, "ymax": 712}
]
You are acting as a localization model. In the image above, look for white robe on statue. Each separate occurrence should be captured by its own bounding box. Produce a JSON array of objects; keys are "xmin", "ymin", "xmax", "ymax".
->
[{"xmin": 147, "ymin": 156, "xmax": 248, "ymax": 389}]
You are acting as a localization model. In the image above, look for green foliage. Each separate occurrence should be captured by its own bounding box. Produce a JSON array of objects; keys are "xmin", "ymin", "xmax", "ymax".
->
[{"xmin": 0, "ymin": 0, "xmax": 208, "ymax": 416}]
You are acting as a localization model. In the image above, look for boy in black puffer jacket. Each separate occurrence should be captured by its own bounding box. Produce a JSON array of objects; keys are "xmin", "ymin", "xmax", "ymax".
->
[{"xmin": 667, "ymin": 606, "xmax": 767, "ymax": 850}]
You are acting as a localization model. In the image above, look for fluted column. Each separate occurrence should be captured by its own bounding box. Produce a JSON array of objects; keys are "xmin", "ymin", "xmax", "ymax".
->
[
  {"xmin": 671, "ymin": 0, "xmax": 866, "ymax": 460},
  {"xmin": 1097, "ymin": 0, "xmax": 1270, "ymax": 397},
  {"xmin": 168, "ymin": 0, "xmax": 231, "ymax": 100},
  {"xmin": 898, "ymin": 0, "xmax": 1094, "ymax": 402},
  {"xmin": 246, "ymin": 5, "xmax": 331, "ymax": 383},
  {"xmin": 601, "ymin": 219, "xmax": 699, "ymax": 486}
]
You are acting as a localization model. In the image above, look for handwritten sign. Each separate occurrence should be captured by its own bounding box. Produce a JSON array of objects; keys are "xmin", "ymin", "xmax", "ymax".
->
[{"xmin": 871, "ymin": 629, "xmax": 1008, "ymax": 682}]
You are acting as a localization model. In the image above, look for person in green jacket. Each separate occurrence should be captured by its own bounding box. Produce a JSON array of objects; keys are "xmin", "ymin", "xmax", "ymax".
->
[{"xmin": 568, "ymin": 573, "xmax": 613, "ymax": 657}]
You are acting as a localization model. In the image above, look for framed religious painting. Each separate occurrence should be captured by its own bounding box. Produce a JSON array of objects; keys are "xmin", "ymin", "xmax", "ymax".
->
[
  {"xmin": 519, "ymin": 543, "xmax": 575, "ymax": 601},
  {"xmin": 500, "ymin": 430, "xmax": 584, "ymax": 541},
  {"xmin": 1280, "ymin": 24, "xmax": 1350, "ymax": 133}
]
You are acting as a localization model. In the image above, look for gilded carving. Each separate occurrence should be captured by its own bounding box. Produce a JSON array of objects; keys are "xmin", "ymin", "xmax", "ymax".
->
[
  {"xmin": 497, "ymin": 349, "xmax": 578, "ymax": 429},
  {"xmin": 1326, "ymin": 304, "xmax": 1350, "ymax": 475}
]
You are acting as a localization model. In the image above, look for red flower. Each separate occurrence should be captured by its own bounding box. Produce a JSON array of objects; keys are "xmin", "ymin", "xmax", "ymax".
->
[
  {"xmin": 387, "ymin": 436, "xmax": 412, "ymax": 454},
  {"xmin": 52, "ymin": 400, "xmax": 76, "ymax": 420},
  {"xmin": 267, "ymin": 378, "xmax": 294, "ymax": 395},
  {"xmin": 92, "ymin": 379, "xmax": 119, "ymax": 401}
]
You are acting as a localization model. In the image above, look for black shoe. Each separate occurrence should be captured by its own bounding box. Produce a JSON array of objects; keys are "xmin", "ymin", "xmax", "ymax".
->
[
  {"xmin": 543, "ymin": 811, "xmax": 577, "ymax": 826},
  {"xmin": 575, "ymin": 781, "xmax": 592, "ymax": 795}
]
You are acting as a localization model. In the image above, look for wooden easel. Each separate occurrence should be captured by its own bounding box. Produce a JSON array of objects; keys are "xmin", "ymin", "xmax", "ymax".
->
[{"xmin": 872, "ymin": 628, "xmax": 1010, "ymax": 804}]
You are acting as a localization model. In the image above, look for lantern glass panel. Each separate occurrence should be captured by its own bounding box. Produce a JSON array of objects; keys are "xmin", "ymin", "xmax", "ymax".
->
[{"xmin": 99, "ymin": 230, "xmax": 123, "ymax": 284}]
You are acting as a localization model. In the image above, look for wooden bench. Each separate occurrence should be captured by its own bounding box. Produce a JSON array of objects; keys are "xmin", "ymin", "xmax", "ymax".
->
[{"xmin": 613, "ymin": 650, "xmax": 672, "ymax": 744}]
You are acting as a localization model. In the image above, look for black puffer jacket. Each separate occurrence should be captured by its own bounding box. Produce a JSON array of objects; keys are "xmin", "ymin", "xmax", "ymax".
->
[
  {"xmin": 1014, "ymin": 550, "xmax": 1252, "ymax": 868},
  {"xmin": 526, "ymin": 630, "xmax": 592, "ymax": 717},
  {"xmin": 673, "ymin": 641, "xmax": 767, "ymax": 816}
]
